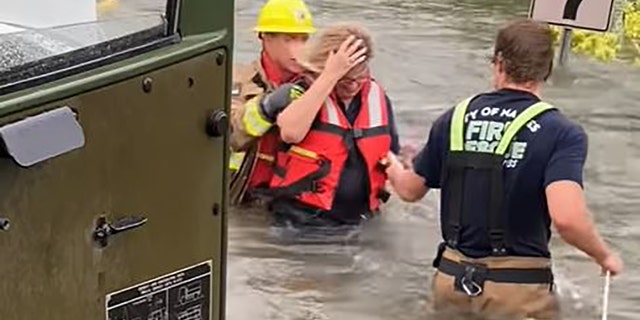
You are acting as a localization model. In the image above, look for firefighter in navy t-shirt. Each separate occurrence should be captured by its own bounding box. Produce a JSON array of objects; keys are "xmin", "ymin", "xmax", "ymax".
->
[{"xmin": 385, "ymin": 19, "xmax": 623, "ymax": 319}]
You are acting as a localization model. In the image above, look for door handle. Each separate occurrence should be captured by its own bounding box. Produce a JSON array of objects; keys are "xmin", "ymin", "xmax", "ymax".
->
[
  {"xmin": 0, "ymin": 217, "xmax": 9, "ymax": 231},
  {"xmin": 93, "ymin": 215, "xmax": 147, "ymax": 248}
]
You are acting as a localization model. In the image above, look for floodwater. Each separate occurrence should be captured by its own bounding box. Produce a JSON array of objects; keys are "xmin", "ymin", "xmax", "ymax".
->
[{"xmin": 99, "ymin": 0, "xmax": 640, "ymax": 319}]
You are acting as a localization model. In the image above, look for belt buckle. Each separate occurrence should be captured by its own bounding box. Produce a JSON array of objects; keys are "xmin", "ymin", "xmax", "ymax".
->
[
  {"xmin": 461, "ymin": 274, "xmax": 483, "ymax": 297},
  {"xmin": 459, "ymin": 261, "xmax": 487, "ymax": 297}
]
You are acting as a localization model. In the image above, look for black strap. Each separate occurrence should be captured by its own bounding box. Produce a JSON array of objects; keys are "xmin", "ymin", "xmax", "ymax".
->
[
  {"xmin": 312, "ymin": 123, "xmax": 390, "ymax": 152},
  {"xmin": 312, "ymin": 123, "xmax": 390, "ymax": 138},
  {"xmin": 437, "ymin": 257, "xmax": 554, "ymax": 285},
  {"xmin": 352, "ymin": 126, "xmax": 390, "ymax": 138},
  {"xmin": 443, "ymin": 152, "xmax": 506, "ymax": 254},
  {"xmin": 311, "ymin": 122, "xmax": 344, "ymax": 136},
  {"xmin": 252, "ymin": 158, "xmax": 331, "ymax": 199},
  {"xmin": 273, "ymin": 166, "xmax": 286, "ymax": 178},
  {"xmin": 443, "ymin": 153, "xmax": 465, "ymax": 247},
  {"xmin": 489, "ymin": 158, "xmax": 506, "ymax": 255}
]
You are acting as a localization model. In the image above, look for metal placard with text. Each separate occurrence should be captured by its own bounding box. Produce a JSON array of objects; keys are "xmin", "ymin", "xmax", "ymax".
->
[{"xmin": 106, "ymin": 261, "xmax": 212, "ymax": 320}]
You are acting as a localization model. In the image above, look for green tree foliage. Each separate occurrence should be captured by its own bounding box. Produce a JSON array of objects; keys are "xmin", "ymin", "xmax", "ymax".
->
[{"xmin": 551, "ymin": 1, "xmax": 640, "ymax": 65}]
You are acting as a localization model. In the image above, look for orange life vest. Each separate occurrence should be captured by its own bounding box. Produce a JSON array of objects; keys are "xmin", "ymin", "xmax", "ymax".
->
[{"xmin": 268, "ymin": 80, "xmax": 391, "ymax": 212}]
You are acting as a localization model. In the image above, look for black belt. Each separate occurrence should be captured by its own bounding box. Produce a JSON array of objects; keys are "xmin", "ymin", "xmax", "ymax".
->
[
  {"xmin": 438, "ymin": 257, "xmax": 554, "ymax": 285},
  {"xmin": 437, "ymin": 256, "xmax": 554, "ymax": 296}
]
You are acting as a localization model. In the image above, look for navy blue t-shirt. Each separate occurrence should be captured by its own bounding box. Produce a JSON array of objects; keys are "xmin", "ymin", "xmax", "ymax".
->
[{"xmin": 413, "ymin": 89, "xmax": 588, "ymax": 258}]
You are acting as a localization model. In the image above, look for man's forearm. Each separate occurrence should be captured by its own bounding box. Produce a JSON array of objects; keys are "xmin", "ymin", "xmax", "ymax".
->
[
  {"xmin": 555, "ymin": 211, "xmax": 611, "ymax": 263},
  {"xmin": 276, "ymin": 72, "xmax": 339, "ymax": 143},
  {"xmin": 386, "ymin": 163, "xmax": 427, "ymax": 202},
  {"xmin": 547, "ymin": 181, "xmax": 613, "ymax": 264}
]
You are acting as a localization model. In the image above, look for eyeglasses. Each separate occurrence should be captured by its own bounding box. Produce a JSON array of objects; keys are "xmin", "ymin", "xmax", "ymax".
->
[{"xmin": 338, "ymin": 70, "xmax": 369, "ymax": 86}]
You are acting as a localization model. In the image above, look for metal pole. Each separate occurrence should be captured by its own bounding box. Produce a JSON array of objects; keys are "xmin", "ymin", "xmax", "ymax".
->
[{"xmin": 559, "ymin": 28, "xmax": 572, "ymax": 66}]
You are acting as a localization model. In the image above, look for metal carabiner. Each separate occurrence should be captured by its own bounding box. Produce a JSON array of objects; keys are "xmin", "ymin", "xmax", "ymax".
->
[{"xmin": 461, "ymin": 276, "xmax": 483, "ymax": 297}]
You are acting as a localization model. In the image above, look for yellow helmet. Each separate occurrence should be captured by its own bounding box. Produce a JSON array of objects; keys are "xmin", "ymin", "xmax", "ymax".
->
[{"xmin": 254, "ymin": 0, "xmax": 316, "ymax": 34}]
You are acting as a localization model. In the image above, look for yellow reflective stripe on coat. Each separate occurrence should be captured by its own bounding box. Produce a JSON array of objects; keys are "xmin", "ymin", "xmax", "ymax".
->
[
  {"xmin": 229, "ymin": 152, "xmax": 246, "ymax": 171},
  {"xmin": 242, "ymin": 96, "xmax": 273, "ymax": 137}
]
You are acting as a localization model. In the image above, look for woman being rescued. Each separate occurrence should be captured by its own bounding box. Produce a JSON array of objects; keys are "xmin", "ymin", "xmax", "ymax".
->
[{"xmin": 251, "ymin": 23, "xmax": 403, "ymax": 228}]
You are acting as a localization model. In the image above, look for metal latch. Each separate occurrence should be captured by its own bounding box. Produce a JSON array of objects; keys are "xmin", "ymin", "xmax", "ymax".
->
[
  {"xmin": 0, "ymin": 217, "xmax": 9, "ymax": 231},
  {"xmin": 93, "ymin": 215, "xmax": 147, "ymax": 248}
]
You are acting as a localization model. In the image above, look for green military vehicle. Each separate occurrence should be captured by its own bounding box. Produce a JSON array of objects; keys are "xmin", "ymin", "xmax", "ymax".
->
[{"xmin": 0, "ymin": 0, "xmax": 232, "ymax": 319}]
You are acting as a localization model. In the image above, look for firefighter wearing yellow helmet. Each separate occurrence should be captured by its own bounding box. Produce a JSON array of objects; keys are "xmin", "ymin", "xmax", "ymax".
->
[{"xmin": 229, "ymin": 0, "xmax": 315, "ymax": 205}]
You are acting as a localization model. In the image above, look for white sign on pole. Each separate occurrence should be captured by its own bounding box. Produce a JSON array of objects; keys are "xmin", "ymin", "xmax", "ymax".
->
[
  {"xmin": 0, "ymin": 0, "xmax": 97, "ymax": 30},
  {"xmin": 529, "ymin": 0, "xmax": 616, "ymax": 32}
]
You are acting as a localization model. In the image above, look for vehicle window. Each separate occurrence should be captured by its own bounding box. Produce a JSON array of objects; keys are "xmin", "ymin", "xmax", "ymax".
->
[{"xmin": 0, "ymin": 0, "xmax": 175, "ymax": 94}]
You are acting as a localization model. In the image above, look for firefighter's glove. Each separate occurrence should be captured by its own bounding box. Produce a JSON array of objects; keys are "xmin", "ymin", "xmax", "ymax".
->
[{"xmin": 259, "ymin": 83, "xmax": 306, "ymax": 122}]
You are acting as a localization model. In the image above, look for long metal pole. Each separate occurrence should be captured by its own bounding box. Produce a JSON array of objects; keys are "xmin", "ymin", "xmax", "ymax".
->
[{"xmin": 559, "ymin": 28, "xmax": 572, "ymax": 66}]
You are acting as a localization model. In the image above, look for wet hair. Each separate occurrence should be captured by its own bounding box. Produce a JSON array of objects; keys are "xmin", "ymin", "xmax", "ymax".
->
[
  {"xmin": 493, "ymin": 19, "xmax": 554, "ymax": 83},
  {"xmin": 298, "ymin": 23, "xmax": 373, "ymax": 74}
]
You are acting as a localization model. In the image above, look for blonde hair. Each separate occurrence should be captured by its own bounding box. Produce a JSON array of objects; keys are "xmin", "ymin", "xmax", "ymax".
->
[{"xmin": 297, "ymin": 23, "xmax": 374, "ymax": 74}]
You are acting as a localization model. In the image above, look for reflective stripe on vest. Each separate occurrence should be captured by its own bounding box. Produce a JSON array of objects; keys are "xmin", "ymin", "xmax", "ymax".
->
[
  {"xmin": 324, "ymin": 98, "xmax": 342, "ymax": 126},
  {"xmin": 289, "ymin": 145, "xmax": 319, "ymax": 160},
  {"xmin": 242, "ymin": 95, "xmax": 273, "ymax": 137},
  {"xmin": 256, "ymin": 152, "xmax": 275, "ymax": 162},
  {"xmin": 367, "ymin": 81, "xmax": 384, "ymax": 127},
  {"xmin": 322, "ymin": 82, "xmax": 384, "ymax": 128},
  {"xmin": 450, "ymin": 98, "xmax": 554, "ymax": 153}
]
